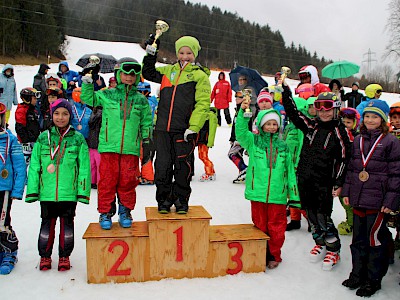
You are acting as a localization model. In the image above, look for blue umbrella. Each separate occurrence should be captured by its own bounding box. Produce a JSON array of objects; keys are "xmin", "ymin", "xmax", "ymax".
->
[{"xmin": 229, "ymin": 65, "xmax": 268, "ymax": 96}]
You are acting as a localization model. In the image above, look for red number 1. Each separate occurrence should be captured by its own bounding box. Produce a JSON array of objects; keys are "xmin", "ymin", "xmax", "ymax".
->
[
  {"xmin": 107, "ymin": 240, "xmax": 131, "ymax": 276},
  {"xmin": 226, "ymin": 242, "xmax": 243, "ymax": 275},
  {"xmin": 174, "ymin": 226, "xmax": 183, "ymax": 261}
]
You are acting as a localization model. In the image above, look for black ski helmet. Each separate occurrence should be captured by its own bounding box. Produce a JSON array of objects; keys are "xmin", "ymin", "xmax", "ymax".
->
[
  {"xmin": 20, "ymin": 87, "xmax": 40, "ymax": 104},
  {"xmin": 314, "ymin": 92, "xmax": 341, "ymax": 120}
]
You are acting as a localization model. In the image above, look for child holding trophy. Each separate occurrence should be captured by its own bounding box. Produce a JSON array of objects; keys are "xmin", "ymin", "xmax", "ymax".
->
[{"xmin": 142, "ymin": 24, "xmax": 211, "ymax": 214}]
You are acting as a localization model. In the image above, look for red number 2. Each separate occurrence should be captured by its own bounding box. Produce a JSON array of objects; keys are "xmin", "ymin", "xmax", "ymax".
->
[
  {"xmin": 226, "ymin": 242, "xmax": 243, "ymax": 275},
  {"xmin": 174, "ymin": 226, "xmax": 183, "ymax": 261},
  {"xmin": 107, "ymin": 240, "xmax": 131, "ymax": 276}
]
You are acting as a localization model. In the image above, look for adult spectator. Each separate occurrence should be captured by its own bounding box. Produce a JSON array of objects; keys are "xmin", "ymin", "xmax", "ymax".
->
[
  {"xmin": 343, "ymin": 82, "xmax": 363, "ymax": 108},
  {"xmin": 57, "ymin": 61, "xmax": 79, "ymax": 101},
  {"xmin": 211, "ymin": 72, "xmax": 232, "ymax": 126},
  {"xmin": 33, "ymin": 63, "xmax": 50, "ymax": 122},
  {"xmin": 0, "ymin": 64, "xmax": 18, "ymax": 123}
]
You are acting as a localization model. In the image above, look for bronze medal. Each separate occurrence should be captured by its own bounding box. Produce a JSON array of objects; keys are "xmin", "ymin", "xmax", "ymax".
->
[
  {"xmin": 1, "ymin": 169, "xmax": 8, "ymax": 179},
  {"xmin": 359, "ymin": 170, "xmax": 369, "ymax": 182},
  {"xmin": 77, "ymin": 124, "xmax": 82, "ymax": 130},
  {"xmin": 47, "ymin": 163, "xmax": 56, "ymax": 174}
]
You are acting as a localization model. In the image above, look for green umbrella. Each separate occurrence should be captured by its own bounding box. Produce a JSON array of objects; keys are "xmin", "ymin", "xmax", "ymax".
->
[{"xmin": 321, "ymin": 60, "xmax": 360, "ymax": 79}]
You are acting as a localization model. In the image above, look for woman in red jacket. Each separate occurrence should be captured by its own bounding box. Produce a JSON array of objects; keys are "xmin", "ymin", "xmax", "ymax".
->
[{"xmin": 211, "ymin": 72, "xmax": 232, "ymax": 126}]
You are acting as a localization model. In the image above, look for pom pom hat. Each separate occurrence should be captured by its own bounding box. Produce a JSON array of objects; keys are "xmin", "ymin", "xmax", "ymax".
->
[
  {"xmin": 258, "ymin": 109, "xmax": 281, "ymax": 128},
  {"xmin": 362, "ymin": 100, "xmax": 390, "ymax": 122},
  {"xmin": 257, "ymin": 91, "xmax": 273, "ymax": 105},
  {"xmin": 175, "ymin": 36, "xmax": 201, "ymax": 58}
]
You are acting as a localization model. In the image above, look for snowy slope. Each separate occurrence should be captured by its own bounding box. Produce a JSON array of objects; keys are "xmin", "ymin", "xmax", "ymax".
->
[{"xmin": 0, "ymin": 36, "xmax": 399, "ymax": 300}]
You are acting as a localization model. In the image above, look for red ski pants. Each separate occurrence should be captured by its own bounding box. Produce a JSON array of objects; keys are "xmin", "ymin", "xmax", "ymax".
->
[
  {"xmin": 98, "ymin": 153, "xmax": 139, "ymax": 214},
  {"xmin": 251, "ymin": 201, "xmax": 286, "ymax": 262},
  {"xmin": 289, "ymin": 207, "xmax": 307, "ymax": 221},
  {"xmin": 198, "ymin": 143, "xmax": 215, "ymax": 175}
]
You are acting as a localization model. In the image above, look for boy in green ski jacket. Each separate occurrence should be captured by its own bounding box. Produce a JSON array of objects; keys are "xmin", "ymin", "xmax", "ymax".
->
[
  {"xmin": 80, "ymin": 57, "xmax": 153, "ymax": 230},
  {"xmin": 236, "ymin": 101, "xmax": 300, "ymax": 270},
  {"xmin": 26, "ymin": 99, "xmax": 91, "ymax": 272},
  {"xmin": 142, "ymin": 35, "xmax": 211, "ymax": 213}
]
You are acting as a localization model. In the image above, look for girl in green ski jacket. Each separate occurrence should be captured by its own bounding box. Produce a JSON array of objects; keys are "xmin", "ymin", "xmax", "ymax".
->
[
  {"xmin": 26, "ymin": 99, "xmax": 91, "ymax": 272},
  {"xmin": 236, "ymin": 101, "xmax": 300, "ymax": 270}
]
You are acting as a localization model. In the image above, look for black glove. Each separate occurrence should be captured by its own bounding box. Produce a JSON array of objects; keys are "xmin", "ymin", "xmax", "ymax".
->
[
  {"xmin": 145, "ymin": 33, "xmax": 160, "ymax": 54},
  {"xmin": 142, "ymin": 138, "xmax": 153, "ymax": 165},
  {"xmin": 80, "ymin": 62, "xmax": 100, "ymax": 76}
]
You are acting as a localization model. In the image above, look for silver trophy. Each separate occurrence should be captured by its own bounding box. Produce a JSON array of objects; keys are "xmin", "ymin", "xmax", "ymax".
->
[{"xmin": 146, "ymin": 20, "xmax": 169, "ymax": 55}]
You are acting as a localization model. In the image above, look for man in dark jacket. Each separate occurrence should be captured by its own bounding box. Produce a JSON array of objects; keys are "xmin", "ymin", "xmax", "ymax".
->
[
  {"xmin": 343, "ymin": 82, "xmax": 363, "ymax": 108},
  {"xmin": 33, "ymin": 63, "xmax": 50, "ymax": 124}
]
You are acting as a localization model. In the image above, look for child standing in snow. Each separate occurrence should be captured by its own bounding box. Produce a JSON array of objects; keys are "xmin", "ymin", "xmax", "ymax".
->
[
  {"xmin": 337, "ymin": 107, "xmax": 360, "ymax": 236},
  {"xmin": 236, "ymin": 99, "xmax": 300, "ymax": 269},
  {"xmin": 26, "ymin": 99, "xmax": 91, "ymax": 272},
  {"xmin": 142, "ymin": 35, "xmax": 211, "ymax": 213},
  {"xmin": 341, "ymin": 100, "xmax": 400, "ymax": 297},
  {"xmin": 81, "ymin": 57, "xmax": 153, "ymax": 228},
  {"xmin": 282, "ymin": 83, "xmax": 351, "ymax": 271},
  {"xmin": 0, "ymin": 102, "xmax": 27, "ymax": 275}
]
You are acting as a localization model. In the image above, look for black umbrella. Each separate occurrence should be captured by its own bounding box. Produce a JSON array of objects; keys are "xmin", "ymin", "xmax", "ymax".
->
[
  {"xmin": 76, "ymin": 53, "xmax": 117, "ymax": 74},
  {"xmin": 229, "ymin": 65, "xmax": 268, "ymax": 96}
]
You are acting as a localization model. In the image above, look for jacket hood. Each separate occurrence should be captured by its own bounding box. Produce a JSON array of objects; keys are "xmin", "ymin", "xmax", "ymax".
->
[
  {"xmin": 2, "ymin": 64, "xmax": 14, "ymax": 77},
  {"xmin": 38, "ymin": 63, "xmax": 50, "ymax": 75},
  {"xmin": 59, "ymin": 61, "xmax": 69, "ymax": 72},
  {"xmin": 303, "ymin": 65, "xmax": 320, "ymax": 85},
  {"xmin": 255, "ymin": 108, "xmax": 282, "ymax": 132}
]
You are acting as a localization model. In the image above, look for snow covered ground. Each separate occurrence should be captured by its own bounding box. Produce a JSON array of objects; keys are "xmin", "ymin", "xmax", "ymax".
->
[{"xmin": 0, "ymin": 36, "xmax": 399, "ymax": 300}]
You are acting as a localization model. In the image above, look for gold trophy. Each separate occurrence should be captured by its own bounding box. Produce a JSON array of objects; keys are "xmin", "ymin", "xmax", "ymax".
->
[
  {"xmin": 275, "ymin": 66, "xmax": 291, "ymax": 92},
  {"xmin": 84, "ymin": 55, "xmax": 100, "ymax": 78},
  {"xmin": 242, "ymin": 88, "xmax": 253, "ymax": 118},
  {"xmin": 146, "ymin": 20, "xmax": 170, "ymax": 55}
]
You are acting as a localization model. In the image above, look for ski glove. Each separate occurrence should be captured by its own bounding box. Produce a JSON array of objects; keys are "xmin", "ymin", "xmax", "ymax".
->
[
  {"xmin": 81, "ymin": 75, "xmax": 93, "ymax": 84},
  {"xmin": 184, "ymin": 129, "xmax": 197, "ymax": 143},
  {"xmin": 142, "ymin": 138, "xmax": 153, "ymax": 165},
  {"xmin": 145, "ymin": 34, "xmax": 160, "ymax": 53}
]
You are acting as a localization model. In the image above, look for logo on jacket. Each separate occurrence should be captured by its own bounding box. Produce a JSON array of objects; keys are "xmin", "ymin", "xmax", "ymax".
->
[
  {"xmin": 187, "ymin": 74, "xmax": 194, "ymax": 80},
  {"xmin": 171, "ymin": 72, "xmax": 176, "ymax": 81}
]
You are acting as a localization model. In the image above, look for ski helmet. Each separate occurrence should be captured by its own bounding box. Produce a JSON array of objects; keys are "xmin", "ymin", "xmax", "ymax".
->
[
  {"xmin": 314, "ymin": 92, "xmax": 341, "ymax": 119},
  {"xmin": 339, "ymin": 107, "xmax": 360, "ymax": 129},
  {"xmin": 389, "ymin": 102, "xmax": 400, "ymax": 117},
  {"xmin": 72, "ymin": 87, "xmax": 82, "ymax": 103},
  {"xmin": 20, "ymin": 87, "xmax": 40, "ymax": 104},
  {"xmin": 364, "ymin": 84, "xmax": 383, "ymax": 99},
  {"xmin": 295, "ymin": 83, "xmax": 314, "ymax": 100},
  {"xmin": 46, "ymin": 87, "xmax": 63, "ymax": 98},
  {"xmin": 114, "ymin": 57, "xmax": 141, "ymax": 85}
]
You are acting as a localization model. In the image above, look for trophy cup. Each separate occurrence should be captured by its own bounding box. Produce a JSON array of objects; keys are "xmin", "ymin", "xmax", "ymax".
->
[
  {"xmin": 83, "ymin": 55, "xmax": 100, "ymax": 78},
  {"xmin": 146, "ymin": 20, "xmax": 170, "ymax": 55},
  {"xmin": 275, "ymin": 66, "xmax": 291, "ymax": 92},
  {"xmin": 242, "ymin": 88, "xmax": 253, "ymax": 118}
]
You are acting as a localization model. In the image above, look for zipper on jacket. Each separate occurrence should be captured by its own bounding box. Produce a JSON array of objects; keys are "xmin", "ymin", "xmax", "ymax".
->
[
  {"xmin": 266, "ymin": 136, "xmax": 273, "ymax": 202},
  {"xmin": 55, "ymin": 140, "xmax": 67, "ymax": 201},
  {"xmin": 105, "ymin": 118, "xmax": 109, "ymax": 142},
  {"xmin": 167, "ymin": 63, "xmax": 188, "ymax": 131},
  {"xmin": 120, "ymin": 91, "xmax": 129, "ymax": 153}
]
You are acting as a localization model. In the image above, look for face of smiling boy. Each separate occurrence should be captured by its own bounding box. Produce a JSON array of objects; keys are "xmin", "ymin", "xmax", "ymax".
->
[{"xmin": 177, "ymin": 46, "xmax": 195, "ymax": 64}]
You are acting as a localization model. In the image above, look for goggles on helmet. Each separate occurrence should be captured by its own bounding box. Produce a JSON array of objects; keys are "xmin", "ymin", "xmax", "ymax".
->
[
  {"xmin": 314, "ymin": 100, "xmax": 341, "ymax": 111},
  {"xmin": 298, "ymin": 71, "xmax": 310, "ymax": 80},
  {"xmin": 46, "ymin": 88, "xmax": 63, "ymax": 96},
  {"xmin": 295, "ymin": 86, "xmax": 314, "ymax": 95},
  {"xmin": 119, "ymin": 62, "xmax": 142, "ymax": 75},
  {"xmin": 376, "ymin": 89, "xmax": 382, "ymax": 95},
  {"xmin": 339, "ymin": 107, "xmax": 359, "ymax": 119}
]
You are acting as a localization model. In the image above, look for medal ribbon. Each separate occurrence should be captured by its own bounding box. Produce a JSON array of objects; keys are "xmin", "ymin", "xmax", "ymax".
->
[
  {"xmin": 73, "ymin": 105, "xmax": 86, "ymax": 125},
  {"xmin": 48, "ymin": 126, "xmax": 71, "ymax": 160},
  {"xmin": 0, "ymin": 132, "xmax": 9, "ymax": 166},
  {"xmin": 360, "ymin": 134, "xmax": 384, "ymax": 168}
]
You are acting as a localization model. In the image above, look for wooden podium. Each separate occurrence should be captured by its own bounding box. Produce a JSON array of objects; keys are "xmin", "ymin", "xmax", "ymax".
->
[{"xmin": 83, "ymin": 206, "xmax": 269, "ymax": 283}]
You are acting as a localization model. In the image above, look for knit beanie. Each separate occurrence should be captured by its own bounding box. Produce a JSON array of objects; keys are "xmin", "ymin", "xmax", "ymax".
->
[
  {"xmin": 363, "ymin": 100, "xmax": 390, "ymax": 122},
  {"xmin": 258, "ymin": 109, "xmax": 281, "ymax": 128},
  {"xmin": 51, "ymin": 98, "xmax": 73, "ymax": 121},
  {"xmin": 175, "ymin": 36, "xmax": 201, "ymax": 58},
  {"xmin": 257, "ymin": 91, "xmax": 273, "ymax": 105}
]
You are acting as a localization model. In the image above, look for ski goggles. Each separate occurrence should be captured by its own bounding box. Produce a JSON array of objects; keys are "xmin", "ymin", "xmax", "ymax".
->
[
  {"xmin": 46, "ymin": 88, "xmax": 63, "ymax": 96},
  {"xmin": 314, "ymin": 100, "xmax": 341, "ymax": 111},
  {"xmin": 119, "ymin": 62, "xmax": 142, "ymax": 75},
  {"xmin": 295, "ymin": 86, "xmax": 314, "ymax": 95},
  {"xmin": 0, "ymin": 102, "xmax": 6, "ymax": 114},
  {"xmin": 298, "ymin": 72, "xmax": 310, "ymax": 80},
  {"xmin": 339, "ymin": 107, "xmax": 358, "ymax": 118},
  {"xmin": 375, "ymin": 89, "xmax": 382, "ymax": 95}
]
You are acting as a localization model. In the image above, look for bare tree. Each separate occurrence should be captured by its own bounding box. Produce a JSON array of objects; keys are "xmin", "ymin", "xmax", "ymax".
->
[{"xmin": 385, "ymin": 0, "xmax": 400, "ymax": 60}]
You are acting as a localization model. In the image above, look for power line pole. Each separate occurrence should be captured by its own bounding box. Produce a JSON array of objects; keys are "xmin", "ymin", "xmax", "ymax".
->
[{"xmin": 362, "ymin": 48, "xmax": 377, "ymax": 75}]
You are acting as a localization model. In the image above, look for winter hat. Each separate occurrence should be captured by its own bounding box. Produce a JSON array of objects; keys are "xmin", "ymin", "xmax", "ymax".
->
[
  {"xmin": 329, "ymin": 79, "xmax": 342, "ymax": 91},
  {"xmin": 257, "ymin": 91, "xmax": 273, "ymax": 105},
  {"xmin": 175, "ymin": 36, "xmax": 201, "ymax": 58},
  {"xmin": 109, "ymin": 76, "xmax": 116, "ymax": 84},
  {"xmin": 352, "ymin": 82, "xmax": 360, "ymax": 88},
  {"xmin": 258, "ymin": 109, "xmax": 281, "ymax": 128},
  {"xmin": 363, "ymin": 99, "xmax": 390, "ymax": 122},
  {"xmin": 50, "ymin": 98, "xmax": 73, "ymax": 121}
]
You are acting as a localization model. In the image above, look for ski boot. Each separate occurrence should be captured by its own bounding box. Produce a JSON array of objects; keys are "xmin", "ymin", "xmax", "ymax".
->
[
  {"xmin": 174, "ymin": 199, "xmax": 188, "ymax": 214},
  {"xmin": 0, "ymin": 251, "xmax": 18, "ymax": 275},
  {"xmin": 233, "ymin": 168, "xmax": 246, "ymax": 184},
  {"xmin": 99, "ymin": 213, "xmax": 112, "ymax": 230},
  {"xmin": 58, "ymin": 257, "xmax": 71, "ymax": 271},
  {"xmin": 356, "ymin": 280, "xmax": 381, "ymax": 297},
  {"xmin": 338, "ymin": 221, "xmax": 353, "ymax": 235},
  {"xmin": 286, "ymin": 220, "xmax": 301, "ymax": 231},
  {"xmin": 322, "ymin": 251, "xmax": 340, "ymax": 271},
  {"xmin": 39, "ymin": 257, "xmax": 52, "ymax": 271},
  {"xmin": 309, "ymin": 245, "xmax": 326, "ymax": 263},
  {"xmin": 342, "ymin": 273, "xmax": 363, "ymax": 290},
  {"xmin": 199, "ymin": 173, "xmax": 216, "ymax": 182},
  {"xmin": 118, "ymin": 204, "xmax": 133, "ymax": 228}
]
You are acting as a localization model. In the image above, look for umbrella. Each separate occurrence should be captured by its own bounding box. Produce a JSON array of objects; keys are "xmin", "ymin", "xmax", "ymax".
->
[
  {"xmin": 229, "ymin": 65, "xmax": 268, "ymax": 96},
  {"xmin": 321, "ymin": 60, "xmax": 360, "ymax": 79},
  {"xmin": 76, "ymin": 53, "xmax": 117, "ymax": 74}
]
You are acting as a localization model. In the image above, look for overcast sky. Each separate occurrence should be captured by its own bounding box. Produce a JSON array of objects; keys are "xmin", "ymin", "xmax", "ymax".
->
[{"xmin": 194, "ymin": 0, "xmax": 395, "ymax": 73}]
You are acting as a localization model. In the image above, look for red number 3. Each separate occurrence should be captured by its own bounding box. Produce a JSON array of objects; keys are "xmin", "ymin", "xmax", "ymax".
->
[
  {"xmin": 107, "ymin": 240, "xmax": 131, "ymax": 276},
  {"xmin": 226, "ymin": 242, "xmax": 243, "ymax": 275}
]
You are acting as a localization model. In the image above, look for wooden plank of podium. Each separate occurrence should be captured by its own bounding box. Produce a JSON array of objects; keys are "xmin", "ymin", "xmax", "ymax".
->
[
  {"xmin": 83, "ymin": 221, "xmax": 150, "ymax": 283},
  {"xmin": 203, "ymin": 224, "xmax": 269, "ymax": 277},
  {"xmin": 145, "ymin": 206, "xmax": 212, "ymax": 280}
]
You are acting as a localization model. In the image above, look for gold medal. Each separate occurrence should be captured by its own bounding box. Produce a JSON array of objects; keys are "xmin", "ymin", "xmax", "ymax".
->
[
  {"xmin": 47, "ymin": 163, "xmax": 56, "ymax": 174},
  {"xmin": 1, "ymin": 169, "xmax": 8, "ymax": 179},
  {"xmin": 359, "ymin": 170, "xmax": 369, "ymax": 182},
  {"xmin": 77, "ymin": 124, "xmax": 82, "ymax": 130}
]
